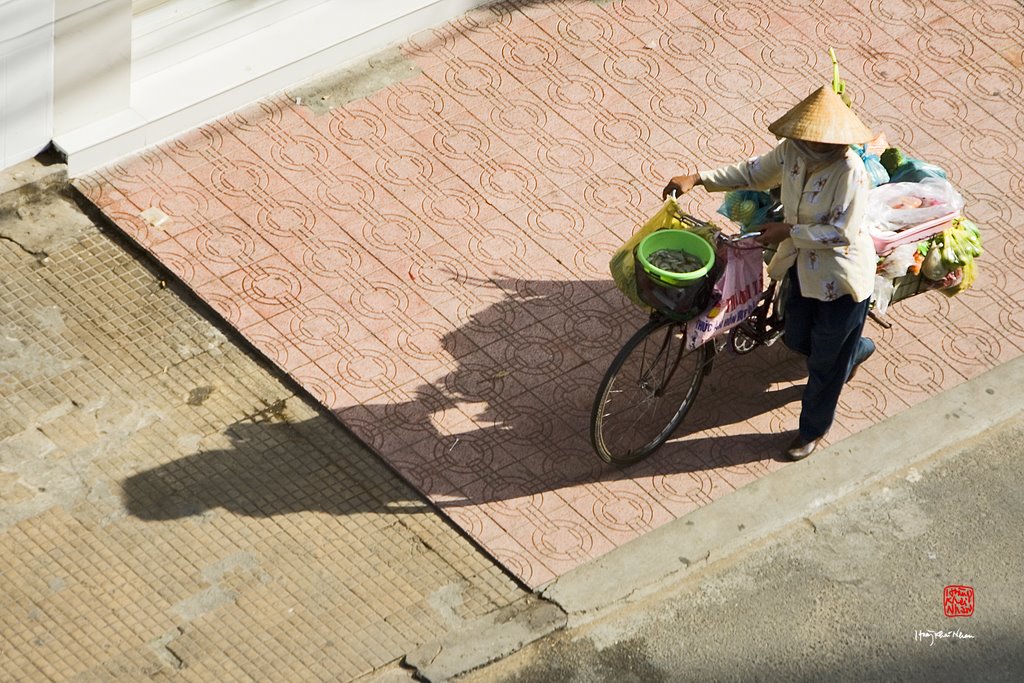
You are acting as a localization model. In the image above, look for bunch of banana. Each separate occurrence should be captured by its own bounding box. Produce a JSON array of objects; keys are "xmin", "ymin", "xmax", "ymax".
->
[{"xmin": 936, "ymin": 218, "xmax": 983, "ymax": 268}]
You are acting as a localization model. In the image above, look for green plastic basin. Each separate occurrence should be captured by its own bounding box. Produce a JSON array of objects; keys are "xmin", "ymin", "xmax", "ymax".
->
[{"xmin": 636, "ymin": 230, "xmax": 715, "ymax": 286}]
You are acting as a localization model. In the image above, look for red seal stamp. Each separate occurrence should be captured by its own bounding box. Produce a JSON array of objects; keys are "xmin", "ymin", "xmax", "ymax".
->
[{"xmin": 943, "ymin": 585, "xmax": 975, "ymax": 618}]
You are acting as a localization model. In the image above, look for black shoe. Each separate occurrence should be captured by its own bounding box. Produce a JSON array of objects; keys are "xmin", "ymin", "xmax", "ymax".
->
[
  {"xmin": 786, "ymin": 433, "xmax": 823, "ymax": 461},
  {"xmin": 847, "ymin": 337, "xmax": 876, "ymax": 382}
]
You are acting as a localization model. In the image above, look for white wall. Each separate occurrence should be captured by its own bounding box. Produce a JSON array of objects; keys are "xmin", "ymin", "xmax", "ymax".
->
[
  {"xmin": 34, "ymin": 0, "xmax": 491, "ymax": 175},
  {"xmin": 53, "ymin": 0, "xmax": 132, "ymax": 135},
  {"xmin": 0, "ymin": 1, "xmax": 55, "ymax": 169}
]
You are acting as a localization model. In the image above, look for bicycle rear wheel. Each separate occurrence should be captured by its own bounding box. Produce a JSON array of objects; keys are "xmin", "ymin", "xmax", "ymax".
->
[{"xmin": 590, "ymin": 317, "xmax": 711, "ymax": 465}]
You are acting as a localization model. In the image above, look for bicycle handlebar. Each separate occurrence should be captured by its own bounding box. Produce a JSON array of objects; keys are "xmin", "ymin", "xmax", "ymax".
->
[{"xmin": 720, "ymin": 231, "xmax": 762, "ymax": 243}]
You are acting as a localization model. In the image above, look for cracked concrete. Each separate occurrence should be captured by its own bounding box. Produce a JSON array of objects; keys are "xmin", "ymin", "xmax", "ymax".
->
[
  {"xmin": 0, "ymin": 162, "xmax": 91, "ymax": 257},
  {"xmin": 151, "ymin": 626, "xmax": 187, "ymax": 671},
  {"xmin": 405, "ymin": 596, "xmax": 567, "ymax": 683}
]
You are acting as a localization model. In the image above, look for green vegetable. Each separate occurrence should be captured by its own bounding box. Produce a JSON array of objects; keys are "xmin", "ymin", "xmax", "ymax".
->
[
  {"xmin": 932, "ymin": 219, "xmax": 984, "ymax": 269},
  {"xmin": 731, "ymin": 199, "xmax": 757, "ymax": 226},
  {"xmin": 879, "ymin": 147, "xmax": 905, "ymax": 176}
]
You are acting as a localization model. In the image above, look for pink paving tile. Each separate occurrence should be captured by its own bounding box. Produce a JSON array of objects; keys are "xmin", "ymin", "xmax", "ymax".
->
[
  {"xmin": 222, "ymin": 96, "xmax": 318, "ymax": 148},
  {"xmin": 519, "ymin": 61, "xmax": 612, "ymax": 114},
  {"xmin": 289, "ymin": 360, "xmax": 347, "ymax": 412},
  {"xmin": 477, "ymin": 317, "xmax": 589, "ymax": 388},
  {"xmin": 156, "ymin": 121, "xmax": 251, "ymax": 174},
  {"xmin": 228, "ymin": 187, "xmax": 325, "ymax": 250},
  {"xmin": 248, "ymin": 133, "xmax": 342, "ymax": 192},
  {"xmin": 332, "ymin": 404, "xmax": 430, "ymax": 463},
  {"xmin": 370, "ymin": 316, "xmax": 467, "ymax": 381},
  {"xmin": 295, "ymin": 160, "xmax": 380, "ymax": 215},
  {"xmin": 296, "ymin": 102, "xmax": 392, "ymax": 164},
  {"xmin": 278, "ymin": 234, "xmax": 384, "ymax": 294},
  {"xmin": 186, "ymin": 274, "xmax": 262, "ymax": 332},
  {"xmin": 473, "ymin": 33, "xmax": 579, "ymax": 92},
  {"xmin": 439, "ymin": 290, "xmax": 546, "ymax": 356},
  {"xmin": 522, "ymin": 12, "xmax": 617, "ymax": 70},
  {"xmin": 738, "ymin": 37, "xmax": 828, "ymax": 86},
  {"xmin": 220, "ymin": 254, "xmax": 323, "ymax": 320},
  {"xmin": 438, "ymin": 343, "xmax": 532, "ymax": 407},
  {"xmin": 689, "ymin": 2, "xmax": 781, "ymax": 51},
  {"xmin": 322, "ymin": 270, "xmax": 436, "ymax": 336},
  {"xmin": 78, "ymin": 0, "xmax": 1024, "ymax": 589},
  {"xmin": 501, "ymin": 193, "xmax": 587, "ymax": 248},
  {"xmin": 310, "ymin": 342, "xmax": 418, "ymax": 408},
  {"xmin": 379, "ymin": 81, "xmax": 463, "ymax": 136},
  {"xmin": 405, "ymin": 117, "xmax": 519, "ymax": 181},
  {"xmin": 439, "ymin": 501, "xmax": 559, "ymax": 586},
  {"xmin": 172, "ymin": 213, "xmax": 279, "ymax": 279},
  {"xmin": 240, "ymin": 318, "xmax": 306, "ymax": 373},
  {"xmin": 113, "ymin": 172, "xmax": 235, "ymax": 230},
  {"xmin": 491, "ymin": 501, "xmax": 616, "ymax": 579},
  {"xmin": 858, "ymin": 0, "xmax": 940, "ymax": 41},
  {"xmin": 636, "ymin": 458, "xmax": 730, "ymax": 516},
  {"xmin": 966, "ymin": 2, "xmax": 1024, "ymax": 67},
  {"xmin": 151, "ymin": 238, "xmax": 221, "ymax": 289},
  {"xmin": 648, "ymin": 73, "xmax": 740, "ymax": 128},
  {"xmin": 810, "ymin": 18, "xmax": 879, "ymax": 58},
  {"xmin": 98, "ymin": 148, "xmax": 189, "ymax": 194},
  {"xmin": 72, "ymin": 174, "xmax": 126, "ymax": 212},
  {"xmin": 265, "ymin": 292, "xmax": 374, "ymax": 360},
  {"xmin": 95, "ymin": 205, "xmax": 157, "ymax": 248}
]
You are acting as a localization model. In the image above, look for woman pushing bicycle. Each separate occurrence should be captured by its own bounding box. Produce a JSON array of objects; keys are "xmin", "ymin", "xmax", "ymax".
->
[{"xmin": 662, "ymin": 85, "xmax": 877, "ymax": 461}]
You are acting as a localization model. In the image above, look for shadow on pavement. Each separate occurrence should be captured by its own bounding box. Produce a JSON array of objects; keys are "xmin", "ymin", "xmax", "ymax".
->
[{"xmin": 123, "ymin": 277, "xmax": 808, "ymax": 521}]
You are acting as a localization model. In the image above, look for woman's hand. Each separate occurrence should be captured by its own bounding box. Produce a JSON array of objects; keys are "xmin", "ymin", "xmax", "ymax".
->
[
  {"xmin": 662, "ymin": 173, "xmax": 701, "ymax": 200},
  {"xmin": 756, "ymin": 221, "xmax": 793, "ymax": 247}
]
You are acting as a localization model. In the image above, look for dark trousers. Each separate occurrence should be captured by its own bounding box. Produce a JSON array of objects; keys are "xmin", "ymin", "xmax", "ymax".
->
[{"xmin": 783, "ymin": 268, "xmax": 871, "ymax": 439}]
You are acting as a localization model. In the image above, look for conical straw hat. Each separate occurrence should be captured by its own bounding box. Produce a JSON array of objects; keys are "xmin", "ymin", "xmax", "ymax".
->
[{"xmin": 768, "ymin": 86, "xmax": 874, "ymax": 144}]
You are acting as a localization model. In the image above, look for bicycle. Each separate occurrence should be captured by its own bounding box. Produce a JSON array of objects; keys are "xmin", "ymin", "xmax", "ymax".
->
[{"xmin": 590, "ymin": 222, "xmax": 787, "ymax": 466}]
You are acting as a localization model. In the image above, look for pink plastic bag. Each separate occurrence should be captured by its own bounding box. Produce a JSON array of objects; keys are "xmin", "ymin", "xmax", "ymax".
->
[{"xmin": 685, "ymin": 243, "xmax": 764, "ymax": 351}]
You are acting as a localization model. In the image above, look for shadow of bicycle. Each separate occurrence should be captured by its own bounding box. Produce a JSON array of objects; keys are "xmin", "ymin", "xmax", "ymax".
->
[{"xmin": 123, "ymin": 277, "xmax": 808, "ymax": 523}]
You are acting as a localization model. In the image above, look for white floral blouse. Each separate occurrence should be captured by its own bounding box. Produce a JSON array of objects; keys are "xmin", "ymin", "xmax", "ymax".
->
[{"xmin": 699, "ymin": 139, "xmax": 875, "ymax": 302}]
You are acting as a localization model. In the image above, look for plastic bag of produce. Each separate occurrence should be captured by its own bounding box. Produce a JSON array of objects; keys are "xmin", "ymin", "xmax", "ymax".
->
[
  {"xmin": 889, "ymin": 158, "xmax": 948, "ymax": 183},
  {"xmin": 716, "ymin": 190, "xmax": 782, "ymax": 232},
  {"xmin": 853, "ymin": 145, "xmax": 890, "ymax": 187},
  {"xmin": 865, "ymin": 178, "xmax": 964, "ymax": 233},
  {"xmin": 610, "ymin": 197, "xmax": 685, "ymax": 308}
]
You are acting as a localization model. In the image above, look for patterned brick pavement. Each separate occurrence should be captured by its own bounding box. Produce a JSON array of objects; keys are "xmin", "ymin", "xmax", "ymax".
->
[
  {"xmin": 78, "ymin": 0, "xmax": 1024, "ymax": 588},
  {"xmin": 0, "ymin": 192, "xmax": 519, "ymax": 681}
]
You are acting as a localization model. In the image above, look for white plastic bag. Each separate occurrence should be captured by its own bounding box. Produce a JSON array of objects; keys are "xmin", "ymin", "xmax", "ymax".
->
[
  {"xmin": 865, "ymin": 178, "xmax": 964, "ymax": 232},
  {"xmin": 872, "ymin": 244, "xmax": 920, "ymax": 315},
  {"xmin": 872, "ymin": 275, "xmax": 896, "ymax": 315},
  {"xmin": 877, "ymin": 244, "xmax": 919, "ymax": 278}
]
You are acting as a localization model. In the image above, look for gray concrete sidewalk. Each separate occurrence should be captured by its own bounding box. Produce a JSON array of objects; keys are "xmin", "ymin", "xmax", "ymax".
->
[
  {"xmin": 452, "ymin": 391, "xmax": 1024, "ymax": 682},
  {"xmin": 0, "ymin": 162, "xmax": 522, "ymax": 682}
]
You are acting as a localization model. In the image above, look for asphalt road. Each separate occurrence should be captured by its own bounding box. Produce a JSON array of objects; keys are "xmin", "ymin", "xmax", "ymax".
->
[{"xmin": 457, "ymin": 415, "xmax": 1024, "ymax": 683}]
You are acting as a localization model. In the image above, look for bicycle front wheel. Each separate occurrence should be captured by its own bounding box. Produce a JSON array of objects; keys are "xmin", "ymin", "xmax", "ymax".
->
[{"xmin": 590, "ymin": 318, "xmax": 711, "ymax": 465}]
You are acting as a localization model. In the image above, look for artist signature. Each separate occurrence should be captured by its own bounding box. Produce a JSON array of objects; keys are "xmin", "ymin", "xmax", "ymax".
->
[{"xmin": 913, "ymin": 629, "xmax": 976, "ymax": 646}]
